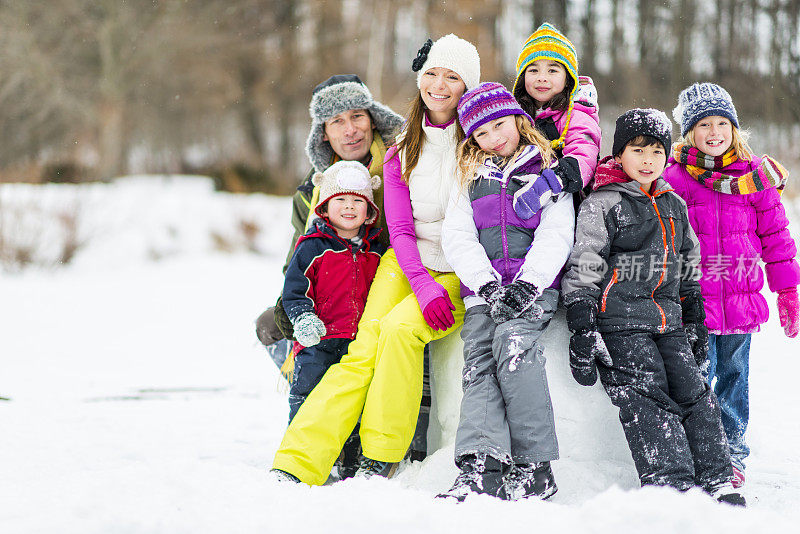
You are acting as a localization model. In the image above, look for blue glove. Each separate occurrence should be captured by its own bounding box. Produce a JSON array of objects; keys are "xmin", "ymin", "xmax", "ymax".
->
[{"xmin": 512, "ymin": 168, "xmax": 563, "ymax": 219}]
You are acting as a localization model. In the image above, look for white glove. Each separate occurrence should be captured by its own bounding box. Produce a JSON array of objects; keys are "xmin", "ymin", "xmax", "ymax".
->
[{"xmin": 293, "ymin": 312, "xmax": 326, "ymax": 347}]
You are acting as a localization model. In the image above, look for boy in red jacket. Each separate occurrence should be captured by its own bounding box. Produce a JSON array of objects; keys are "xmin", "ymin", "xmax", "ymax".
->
[{"xmin": 281, "ymin": 161, "xmax": 386, "ymax": 422}]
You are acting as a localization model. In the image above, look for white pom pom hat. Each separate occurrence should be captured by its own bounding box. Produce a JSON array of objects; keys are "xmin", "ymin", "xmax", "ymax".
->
[{"xmin": 312, "ymin": 161, "xmax": 382, "ymax": 225}]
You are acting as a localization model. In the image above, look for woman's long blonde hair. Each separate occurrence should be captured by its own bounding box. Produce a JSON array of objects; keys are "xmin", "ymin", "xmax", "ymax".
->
[
  {"xmin": 456, "ymin": 115, "xmax": 553, "ymax": 187},
  {"xmin": 396, "ymin": 93, "xmax": 455, "ymax": 184},
  {"xmin": 684, "ymin": 124, "xmax": 753, "ymax": 161}
]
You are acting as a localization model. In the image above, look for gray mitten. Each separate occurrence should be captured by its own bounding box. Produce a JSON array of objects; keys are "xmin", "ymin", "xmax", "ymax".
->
[
  {"xmin": 490, "ymin": 280, "xmax": 542, "ymax": 324},
  {"xmin": 292, "ymin": 312, "xmax": 326, "ymax": 347},
  {"xmin": 477, "ymin": 281, "xmax": 501, "ymax": 305}
]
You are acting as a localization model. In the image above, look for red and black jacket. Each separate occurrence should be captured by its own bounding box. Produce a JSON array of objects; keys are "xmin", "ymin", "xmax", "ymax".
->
[{"xmin": 281, "ymin": 218, "xmax": 385, "ymax": 345}]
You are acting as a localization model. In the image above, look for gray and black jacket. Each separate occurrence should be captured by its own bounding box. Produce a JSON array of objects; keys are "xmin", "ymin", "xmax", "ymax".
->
[{"xmin": 562, "ymin": 159, "xmax": 701, "ymax": 334}]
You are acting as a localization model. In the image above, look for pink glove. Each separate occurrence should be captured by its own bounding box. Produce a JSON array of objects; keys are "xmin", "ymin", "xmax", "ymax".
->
[
  {"xmin": 777, "ymin": 287, "xmax": 799, "ymax": 338},
  {"xmin": 422, "ymin": 295, "xmax": 456, "ymax": 331}
]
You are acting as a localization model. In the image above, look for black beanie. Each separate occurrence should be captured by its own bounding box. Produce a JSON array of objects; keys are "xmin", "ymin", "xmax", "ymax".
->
[{"xmin": 612, "ymin": 108, "xmax": 673, "ymax": 156}]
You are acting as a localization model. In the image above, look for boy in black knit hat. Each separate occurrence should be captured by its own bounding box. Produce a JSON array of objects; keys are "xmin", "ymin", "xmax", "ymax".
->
[{"xmin": 561, "ymin": 109, "xmax": 745, "ymax": 506}]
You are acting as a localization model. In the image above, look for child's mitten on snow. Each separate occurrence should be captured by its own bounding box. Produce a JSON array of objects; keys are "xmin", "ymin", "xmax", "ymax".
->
[
  {"xmin": 777, "ymin": 287, "xmax": 799, "ymax": 338},
  {"xmin": 490, "ymin": 280, "xmax": 542, "ymax": 323},
  {"xmin": 684, "ymin": 322, "xmax": 709, "ymax": 365},
  {"xmin": 292, "ymin": 312, "xmax": 326, "ymax": 347},
  {"xmin": 566, "ymin": 299, "xmax": 612, "ymax": 386},
  {"xmin": 512, "ymin": 168, "xmax": 563, "ymax": 220}
]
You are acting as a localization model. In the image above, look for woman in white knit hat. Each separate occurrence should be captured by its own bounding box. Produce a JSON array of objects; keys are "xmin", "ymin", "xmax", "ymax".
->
[{"xmin": 272, "ymin": 34, "xmax": 481, "ymax": 485}]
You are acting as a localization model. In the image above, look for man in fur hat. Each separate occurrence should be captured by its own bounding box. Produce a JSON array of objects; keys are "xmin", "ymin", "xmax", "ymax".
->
[
  {"xmin": 255, "ymin": 75, "xmax": 404, "ymax": 480},
  {"xmin": 256, "ymin": 74, "xmax": 403, "ymax": 349}
]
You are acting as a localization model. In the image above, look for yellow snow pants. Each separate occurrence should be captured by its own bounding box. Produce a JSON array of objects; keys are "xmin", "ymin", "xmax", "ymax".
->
[{"xmin": 272, "ymin": 248, "xmax": 464, "ymax": 485}]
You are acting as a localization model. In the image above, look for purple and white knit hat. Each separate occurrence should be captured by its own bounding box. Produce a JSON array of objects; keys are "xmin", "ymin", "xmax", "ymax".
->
[{"xmin": 457, "ymin": 82, "xmax": 534, "ymax": 139}]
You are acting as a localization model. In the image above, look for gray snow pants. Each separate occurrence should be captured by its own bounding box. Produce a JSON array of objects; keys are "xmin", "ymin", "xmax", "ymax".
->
[
  {"xmin": 454, "ymin": 289, "xmax": 559, "ymax": 466},
  {"xmin": 600, "ymin": 329, "xmax": 734, "ymax": 490}
]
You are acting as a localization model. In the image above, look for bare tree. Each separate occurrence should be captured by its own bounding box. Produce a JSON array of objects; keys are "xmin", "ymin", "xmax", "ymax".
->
[{"xmin": 1, "ymin": 0, "xmax": 798, "ymax": 192}]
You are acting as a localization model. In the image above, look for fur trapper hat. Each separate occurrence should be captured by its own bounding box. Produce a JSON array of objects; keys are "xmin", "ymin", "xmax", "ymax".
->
[
  {"xmin": 312, "ymin": 161, "xmax": 381, "ymax": 225},
  {"xmin": 306, "ymin": 74, "xmax": 404, "ymax": 173}
]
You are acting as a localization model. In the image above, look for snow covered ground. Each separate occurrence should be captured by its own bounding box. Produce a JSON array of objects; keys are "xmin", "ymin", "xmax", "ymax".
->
[{"xmin": 1, "ymin": 178, "xmax": 799, "ymax": 533}]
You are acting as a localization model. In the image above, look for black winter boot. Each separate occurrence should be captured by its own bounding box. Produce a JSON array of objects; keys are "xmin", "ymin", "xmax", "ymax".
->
[
  {"xmin": 436, "ymin": 454, "xmax": 508, "ymax": 502},
  {"xmin": 334, "ymin": 432, "xmax": 361, "ymax": 480},
  {"xmin": 503, "ymin": 461, "xmax": 558, "ymax": 501},
  {"xmin": 269, "ymin": 468, "xmax": 301, "ymax": 484},
  {"xmin": 705, "ymin": 480, "xmax": 746, "ymax": 507}
]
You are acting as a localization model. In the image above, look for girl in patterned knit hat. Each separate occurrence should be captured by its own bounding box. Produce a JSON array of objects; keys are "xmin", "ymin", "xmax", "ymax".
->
[
  {"xmin": 437, "ymin": 82, "xmax": 575, "ymax": 501},
  {"xmin": 513, "ymin": 23, "xmax": 601, "ymax": 196},
  {"xmin": 663, "ymin": 82, "xmax": 800, "ymax": 490}
]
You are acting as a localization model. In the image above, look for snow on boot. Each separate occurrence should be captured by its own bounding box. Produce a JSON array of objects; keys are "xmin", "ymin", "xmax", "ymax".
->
[
  {"xmin": 354, "ymin": 455, "xmax": 397, "ymax": 479},
  {"xmin": 504, "ymin": 461, "xmax": 558, "ymax": 501},
  {"xmin": 269, "ymin": 468, "xmax": 301, "ymax": 484},
  {"xmin": 732, "ymin": 466, "xmax": 745, "ymax": 489},
  {"xmin": 706, "ymin": 481, "xmax": 746, "ymax": 507},
  {"xmin": 436, "ymin": 454, "xmax": 508, "ymax": 502}
]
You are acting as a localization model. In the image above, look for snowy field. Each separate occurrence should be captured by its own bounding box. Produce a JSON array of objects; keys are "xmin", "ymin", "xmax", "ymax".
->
[{"xmin": 1, "ymin": 177, "xmax": 799, "ymax": 533}]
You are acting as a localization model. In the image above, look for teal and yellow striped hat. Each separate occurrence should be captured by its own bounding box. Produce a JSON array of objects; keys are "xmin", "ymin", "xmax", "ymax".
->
[{"xmin": 513, "ymin": 23, "xmax": 579, "ymax": 149}]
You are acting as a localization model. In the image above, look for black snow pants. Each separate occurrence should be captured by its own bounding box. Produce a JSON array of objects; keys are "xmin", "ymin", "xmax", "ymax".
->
[
  {"xmin": 599, "ymin": 329, "xmax": 733, "ymax": 490},
  {"xmin": 289, "ymin": 337, "xmax": 351, "ymax": 422}
]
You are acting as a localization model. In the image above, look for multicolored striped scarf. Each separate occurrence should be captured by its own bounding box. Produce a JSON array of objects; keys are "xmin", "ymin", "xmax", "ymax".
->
[{"xmin": 673, "ymin": 143, "xmax": 788, "ymax": 195}]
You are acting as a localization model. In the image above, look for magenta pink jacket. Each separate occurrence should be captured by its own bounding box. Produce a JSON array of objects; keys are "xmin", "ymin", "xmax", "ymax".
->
[
  {"xmin": 536, "ymin": 100, "xmax": 601, "ymax": 187},
  {"xmin": 663, "ymin": 155, "xmax": 800, "ymax": 334},
  {"xmin": 382, "ymin": 144, "xmax": 448, "ymax": 311}
]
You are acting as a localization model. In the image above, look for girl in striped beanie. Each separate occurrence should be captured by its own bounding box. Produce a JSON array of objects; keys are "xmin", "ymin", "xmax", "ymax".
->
[
  {"xmin": 513, "ymin": 23, "xmax": 601, "ymax": 194},
  {"xmin": 437, "ymin": 82, "xmax": 575, "ymax": 502},
  {"xmin": 663, "ymin": 82, "xmax": 800, "ymax": 490}
]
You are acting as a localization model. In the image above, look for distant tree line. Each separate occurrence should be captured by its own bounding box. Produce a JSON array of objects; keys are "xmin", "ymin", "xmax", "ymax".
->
[{"xmin": 1, "ymin": 0, "xmax": 797, "ymax": 193}]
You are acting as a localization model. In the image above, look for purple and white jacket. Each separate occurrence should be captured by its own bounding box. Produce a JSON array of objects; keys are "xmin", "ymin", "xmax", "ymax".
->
[{"xmin": 442, "ymin": 145, "xmax": 574, "ymax": 308}]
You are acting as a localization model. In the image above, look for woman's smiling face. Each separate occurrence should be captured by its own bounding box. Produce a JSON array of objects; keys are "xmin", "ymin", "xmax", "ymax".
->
[{"xmin": 419, "ymin": 67, "xmax": 466, "ymax": 121}]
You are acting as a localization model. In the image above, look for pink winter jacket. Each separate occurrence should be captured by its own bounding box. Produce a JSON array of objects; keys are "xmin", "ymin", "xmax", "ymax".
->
[
  {"xmin": 536, "ymin": 100, "xmax": 601, "ymax": 187},
  {"xmin": 381, "ymin": 117, "xmax": 454, "ymax": 311},
  {"xmin": 663, "ymin": 155, "xmax": 800, "ymax": 334}
]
